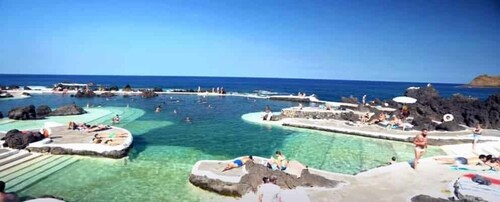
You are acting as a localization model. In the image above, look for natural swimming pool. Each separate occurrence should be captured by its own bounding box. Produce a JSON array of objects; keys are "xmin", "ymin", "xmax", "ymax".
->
[{"xmin": 0, "ymin": 94, "xmax": 444, "ymax": 201}]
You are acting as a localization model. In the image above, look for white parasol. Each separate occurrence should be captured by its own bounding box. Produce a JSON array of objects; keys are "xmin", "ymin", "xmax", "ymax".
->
[{"xmin": 392, "ymin": 96, "xmax": 417, "ymax": 104}]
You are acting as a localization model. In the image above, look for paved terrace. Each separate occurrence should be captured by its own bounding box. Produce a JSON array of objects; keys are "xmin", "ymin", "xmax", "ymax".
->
[{"xmin": 1, "ymin": 125, "xmax": 133, "ymax": 158}]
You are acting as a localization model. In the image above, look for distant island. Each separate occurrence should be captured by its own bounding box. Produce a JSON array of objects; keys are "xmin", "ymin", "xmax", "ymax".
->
[{"xmin": 468, "ymin": 74, "xmax": 500, "ymax": 87}]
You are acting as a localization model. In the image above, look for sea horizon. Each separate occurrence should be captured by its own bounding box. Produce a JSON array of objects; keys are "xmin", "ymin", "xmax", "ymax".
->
[{"xmin": 0, "ymin": 73, "xmax": 468, "ymax": 85}]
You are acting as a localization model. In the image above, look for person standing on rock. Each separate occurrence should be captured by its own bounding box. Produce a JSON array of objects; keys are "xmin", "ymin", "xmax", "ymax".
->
[
  {"xmin": 258, "ymin": 175, "xmax": 281, "ymax": 202},
  {"xmin": 413, "ymin": 129, "xmax": 428, "ymax": 170}
]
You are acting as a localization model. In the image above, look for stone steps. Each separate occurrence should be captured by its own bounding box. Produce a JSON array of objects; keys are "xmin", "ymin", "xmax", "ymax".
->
[
  {"xmin": 0, "ymin": 152, "xmax": 43, "ymax": 173},
  {"xmin": 4, "ymin": 156, "xmax": 73, "ymax": 190},
  {"xmin": 0, "ymin": 155, "xmax": 51, "ymax": 179},
  {"xmin": 7, "ymin": 157, "xmax": 79, "ymax": 193},
  {"xmin": 0, "ymin": 150, "xmax": 33, "ymax": 167},
  {"xmin": 0, "ymin": 149, "xmax": 19, "ymax": 160},
  {"xmin": 1, "ymin": 155, "xmax": 64, "ymax": 182}
]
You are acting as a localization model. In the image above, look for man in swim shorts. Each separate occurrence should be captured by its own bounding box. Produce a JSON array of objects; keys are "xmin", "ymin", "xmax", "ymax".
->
[
  {"xmin": 222, "ymin": 156, "xmax": 253, "ymax": 172},
  {"xmin": 413, "ymin": 129, "xmax": 428, "ymax": 170}
]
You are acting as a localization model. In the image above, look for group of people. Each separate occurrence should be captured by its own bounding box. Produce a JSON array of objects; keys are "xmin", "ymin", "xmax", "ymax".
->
[
  {"xmin": 222, "ymin": 151, "xmax": 289, "ymax": 173},
  {"xmin": 67, "ymin": 122, "xmax": 112, "ymax": 133},
  {"xmin": 197, "ymin": 86, "xmax": 226, "ymax": 94},
  {"xmin": 262, "ymin": 106, "xmax": 273, "ymax": 121},
  {"xmin": 434, "ymin": 154, "xmax": 500, "ymax": 171},
  {"xmin": 257, "ymin": 175, "xmax": 281, "ymax": 202},
  {"xmin": 265, "ymin": 151, "xmax": 288, "ymax": 171}
]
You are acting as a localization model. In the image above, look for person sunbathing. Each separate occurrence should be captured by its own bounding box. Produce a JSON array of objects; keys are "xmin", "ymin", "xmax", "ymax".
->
[
  {"xmin": 86, "ymin": 124, "xmax": 112, "ymax": 133},
  {"xmin": 360, "ymin": 112, "xmax": 370, "ymax": 124},
  {"xmin": 388, "ymin": 116, "xmax": 403, "ymax": 129},
  {"xmin": 480, "ymin": 154, "xmax": 500, "ymax": 171},
  {"xmin": 222, "ymin": 156, "xmax": 253, "ymax": 172},
  {"xmin": 92, "ymin": 136, "xmax": 103, "ymax": 144},
  {"xmin": 368, "ymin": 113, "xmax": 386, "ymax": 125}
]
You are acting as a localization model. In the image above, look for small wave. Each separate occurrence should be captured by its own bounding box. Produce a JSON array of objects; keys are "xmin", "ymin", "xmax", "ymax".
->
[
  {"xmin": 253, "ymin": 90, "xmax": 280, "ymax": 95},
  {"xmin": 229, "ymin": 92, "xmax": 269, "ymax": 99}
]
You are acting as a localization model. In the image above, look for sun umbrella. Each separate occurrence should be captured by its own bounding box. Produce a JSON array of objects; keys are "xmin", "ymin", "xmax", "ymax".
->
[{"xmin": 392, "ymin": 96, "xmax": 417, "ymax": 104}]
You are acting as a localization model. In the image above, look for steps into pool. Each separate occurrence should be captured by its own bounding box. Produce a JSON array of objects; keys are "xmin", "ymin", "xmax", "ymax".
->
[{"xmin": 0, "ymin": 149, "xmax": 79, "ymax": 193}]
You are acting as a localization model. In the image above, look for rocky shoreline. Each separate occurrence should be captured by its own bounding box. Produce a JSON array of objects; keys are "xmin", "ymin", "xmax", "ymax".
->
[
  {"xmin": 7, "ymin": 104, "xmax": 86, "ymax": 120},
  {"xmin": 274, "ymin": 86, "xmax": 500, "ymax": 132},
  {"xmin": 189, "ymin": 160, "xmax": 342, "ymax": 197},
  {"xmin": 27, "ymin": 146, "xmax": 130, "ymax": 159}
]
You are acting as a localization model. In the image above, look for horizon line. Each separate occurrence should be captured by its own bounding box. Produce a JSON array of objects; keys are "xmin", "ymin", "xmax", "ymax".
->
[{"xmin": 0, "ymin": 73, "xmax": 465, "ymax": 85}]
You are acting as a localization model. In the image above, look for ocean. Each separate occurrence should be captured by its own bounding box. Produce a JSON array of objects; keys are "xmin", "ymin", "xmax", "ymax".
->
[{"xmin": 0, "ymin": 74, "xmax": 498, "ymax": 201}]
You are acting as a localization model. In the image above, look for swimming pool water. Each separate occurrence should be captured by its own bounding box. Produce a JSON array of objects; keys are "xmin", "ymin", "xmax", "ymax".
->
[{"xmin": 0, "ymin": 94, "xmax": 444, "ymax": 201}]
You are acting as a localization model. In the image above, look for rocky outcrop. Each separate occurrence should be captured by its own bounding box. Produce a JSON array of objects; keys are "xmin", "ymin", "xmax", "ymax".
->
[
  {"xmin": 24, "ymin": 86, "xmax": 32, "ymax": 90},
  {"xmin": 36, "ymin": 105, "xmax": 52, "ymax": 118},
  {"xmin": 189, "ymin": 161, "xmax": 340, "ymax": 197},
  {"xmin": 341, "ymin": 96, "xmax": 358, "ymax": 104},
  {"xmin": 99, "ymin": 92, "xmax": 116, "ymax": 97},
  {"xmin": 0, "ymin": 111, "xmax": 3, "ymax": 119},
  {"xmin": 109, "ymin": 85, "xmax": 119, "ymax": 91},
  {"xmin": 27, "ymin": 146, "xmax": 129, "ymax": 159},
  {"xmin": 1, "ymin": 129, "xmax": 45, "ymax": 149},
  {"xmin": 8, "ymin": 105, "xmax": 37, "ymax": 120},
  {"xmin": 74, "ymin": 90, "xmax": 96, "ymax": 98},
  {"xmin": 49, "ymin": 104, "xmax": 86, "ymax": 116},
  {"xmin": 36, "ymin": 105, "xmax": 52, "ymax": 117},
  {"xmin": 141, "ymin": 90, "xmax": 158, "ymax": 98},
  {"xmin": 469, "ymin": 75, "xmax": 500, "ymax": 87},
  {"xmin": 402, "ymin": 86, "xmax": 500, "ymax": 129},
  {"xmin": 0, "ymin": 92, "xmax": 13, "ymax": 98},
  {"xmin": 153, "ymin": 87, "xmax": 163, "ymax": 92},
  {"xmin": 123, "ymin": 84, "xmax": 133, "ymax": 92},
  {"xmin": 435, "ymin": 121, "xmax": 465, "ymax": 131}
]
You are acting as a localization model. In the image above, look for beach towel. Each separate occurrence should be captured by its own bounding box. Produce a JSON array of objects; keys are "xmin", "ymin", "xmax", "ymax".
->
[{"xmin": 449, "ymin": 177, "xmax": 500, "ymax": 202}]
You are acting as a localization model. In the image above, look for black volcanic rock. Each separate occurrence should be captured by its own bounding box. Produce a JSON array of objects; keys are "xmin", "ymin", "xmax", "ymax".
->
[
  {"xmin": 189, "ymin": 161, "xmax": 340, "ymax": 197},
  {"xmin": 435, "ymin": 121, "xmax": 465, "ymax": 131},
  {"xmin": 74, "ymin": 90, "xmax": 96, "ymax": 98},
  {"xmin": 0, "ymin": 92, "xmax": 13, "ymax": 98},
  {"xmin": 49, "ymin": 104, "xmax": 86, "ymax": 116},
  {"xmin": 99, "ymin": 92, "xmax": 116, "ymax": 97},
  {"xmin": 109, "ymin": 85, "xmax": 119, "ymax": 91},
  {"xmin": 399, "ymin": 86, "xmax": 500, "ymax": 129},
  {"xmin": 341, "ymin": 96, "xmax": 358, "ymax": 104},
  {"xmin": 153, "ymin": 87, "xmax": 163, "ymax": 92},
  {"xmin": 0, "ymin": 111, "xmax": 3, "ymax": 119},
  {"xmin": 411, "ymin": 116, "xmax": 435, "ymax": 131},
  {"xmin": 2, "ymin": 129, "xmax": 44, "ymax": 149},
  {"xmin": 23, "ymin": 86, "xmax": 32, "ymax": 90},
  {"xmin": 340, "ymin": 111, "xmax": 359, "ymax": 122},
  {"xmin": 123, "ymin": 84, "xmax": 132, "ymax": 92},
  {"xmin": 36, "ymin": 105, "xmax": 52, "ymax": 117},
  {"xmin": 141, "ymin": 90, "xmax": 158, "ymax": 98},
  {"xmin": 8, "ymin": 105, "xmax": 37, "ymax": 120}
]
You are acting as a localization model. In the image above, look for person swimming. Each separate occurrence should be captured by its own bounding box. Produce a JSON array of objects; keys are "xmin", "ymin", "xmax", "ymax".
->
[{"xmin": 222, "ymin": 156, "xmax": 253, "ymax": 172}]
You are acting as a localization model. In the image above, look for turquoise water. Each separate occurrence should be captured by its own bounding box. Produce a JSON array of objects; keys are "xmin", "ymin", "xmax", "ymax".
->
[{"xmin": 0, "ymin": 94, "xmax": 444, "ymax": 201}]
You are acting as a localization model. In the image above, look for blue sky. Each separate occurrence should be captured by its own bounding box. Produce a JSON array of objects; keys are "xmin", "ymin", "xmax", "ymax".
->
[{"xmin": 0, "ymin": 0, "xmax": 499, "ymax": 83}]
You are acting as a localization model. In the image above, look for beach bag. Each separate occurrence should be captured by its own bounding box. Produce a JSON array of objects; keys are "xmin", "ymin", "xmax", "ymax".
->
[{"xmin": 472, "ymin": 174, "xmax": 491, "ymax": 186}]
